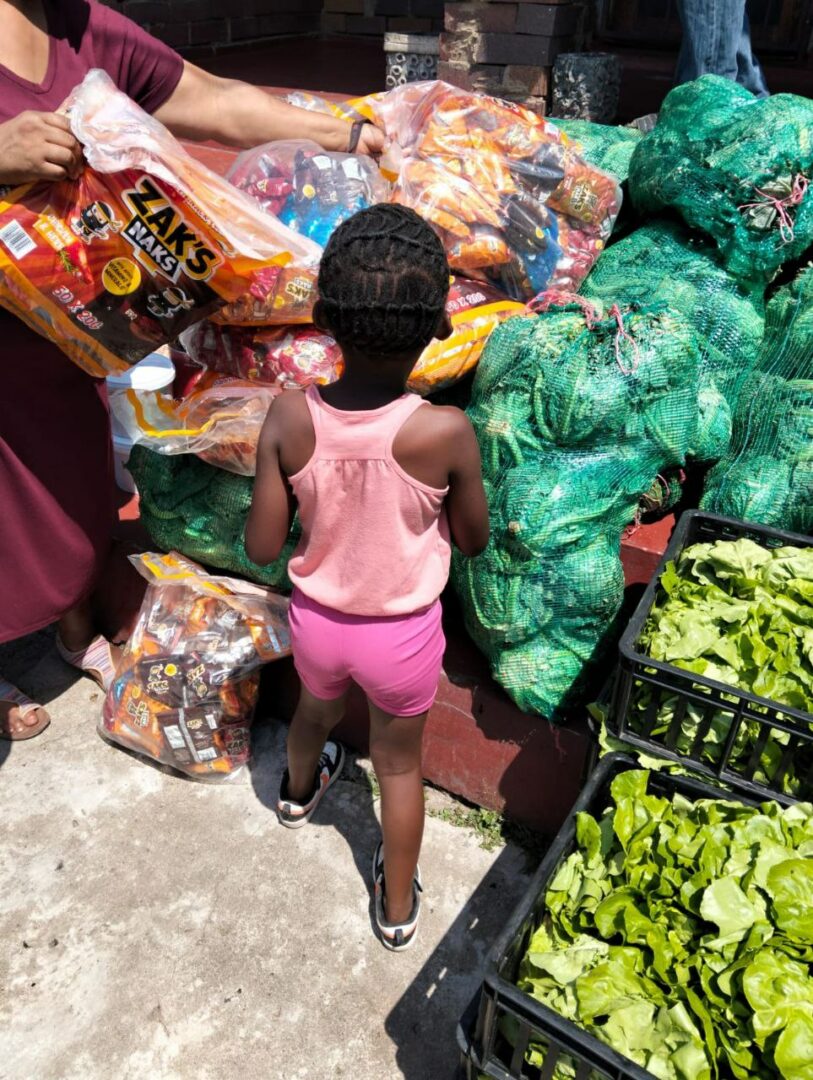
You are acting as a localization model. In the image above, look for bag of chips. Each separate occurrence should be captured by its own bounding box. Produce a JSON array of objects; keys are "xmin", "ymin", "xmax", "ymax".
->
[
  {"xmin": 101, "ymin": 552, "xmax": 290, "ymax": 779},
  {"xmin": 409, "ymin": 278, "xmax": 524, "ymax": 394},
  {"xmin": 361, "ymin": 82, "xmax": 621, "ymax": 301},
  {"xmin": 0, "ymin": 70, "xmax": 320, "ymax": 376}
]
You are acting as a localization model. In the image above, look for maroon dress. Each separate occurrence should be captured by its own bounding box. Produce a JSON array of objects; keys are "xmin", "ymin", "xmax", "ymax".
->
[{"xmin": 0, "ymin": 0, "xmax": 183, "ymax": 643}]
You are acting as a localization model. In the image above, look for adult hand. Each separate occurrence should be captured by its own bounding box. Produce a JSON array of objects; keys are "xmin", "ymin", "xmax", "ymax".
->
[
  {"xmin": 0, "ymin": 111, "xmax": 83, "ymax": 187},
  {"xmin": 354, "ymin": 122, "xmax": 387, "ymax": 159}
]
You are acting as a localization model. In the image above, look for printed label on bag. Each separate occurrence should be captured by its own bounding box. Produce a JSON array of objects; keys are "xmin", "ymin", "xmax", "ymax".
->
[
  {"xmin": 103, "ymin": 257, "xmax": 142, "ymax": 296},
  {"xmin": 0, "ymin": 220, "xmax": 36, "ymax": 259}
]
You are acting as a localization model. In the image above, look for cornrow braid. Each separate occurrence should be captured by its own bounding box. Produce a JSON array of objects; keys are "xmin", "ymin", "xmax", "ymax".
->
[{"xmin": 317, "ymin": 203, "xmax": 450, "ymax": 355}]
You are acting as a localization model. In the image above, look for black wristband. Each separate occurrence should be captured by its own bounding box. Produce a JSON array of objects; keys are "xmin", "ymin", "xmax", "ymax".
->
[{"xmin": 347, "ymin": 120, "xmax": 366, "ymax": 154}]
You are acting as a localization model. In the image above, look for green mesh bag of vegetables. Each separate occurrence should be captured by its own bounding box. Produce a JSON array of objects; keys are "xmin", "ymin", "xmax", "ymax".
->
[
  {"xmin": 453, "ymin": 299, "xmax": 702, "ymax": 718},
  {"xmin": 581, "ymin": 219, "xmax": 766, "ymax": 422},
  {"xmin": 702, "ymin": 265, "xmax": 813, "ymax": 533},
  {"xmin": 548, "ymin": 118, "xmax": 643, "ymax": 183},
  {"xmin": 628, "ymin": 76, "xmax": 813, "ymax": 282},
  {"xmin": 128, "ymin": 445, "xmax": 296, "ymax": 588}
]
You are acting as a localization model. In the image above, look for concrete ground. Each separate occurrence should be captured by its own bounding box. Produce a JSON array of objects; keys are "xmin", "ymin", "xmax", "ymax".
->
[{"xmin": 0, "ymin": 629, "xmax": 533, "ymax": 1080}]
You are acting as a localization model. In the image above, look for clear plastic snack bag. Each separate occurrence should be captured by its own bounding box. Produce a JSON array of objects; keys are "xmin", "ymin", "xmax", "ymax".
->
[
  {"xmin": 228, "ymin": 139, "xmax": 390, "ymax": 249},
  {"xmin": 217, "ymin": 139, "xmax": 389, "ymax": 326},
  {"xmin": 101, "ymin": 553, "xmax": 290, "ymax": 779},
  {"xmin": 358, "ymin": 81, "xmax": 622, "ymax": 301},
  {"xmin": 109, "ymin": 375, "xmax": 280, "ymax": 475},
  {"xmin": 0, "ymin": 70, "xmax": 320, "ymax": 376}
]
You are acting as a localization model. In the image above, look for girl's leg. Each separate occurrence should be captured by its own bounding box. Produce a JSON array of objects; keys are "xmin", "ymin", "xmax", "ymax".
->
[
  {"xmin": 368, "ymin": 703, "xmax": 428, "ymax": 925},
  {"xmin": 286, "ymin": 683, "xmax": 347, "ymax": 802}
]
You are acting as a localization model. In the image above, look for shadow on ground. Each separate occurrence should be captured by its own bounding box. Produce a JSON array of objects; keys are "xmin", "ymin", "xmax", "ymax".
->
[
  {"xmin": 0, "ymin": 628, "xmax": 82, "ymax": 766},
  {"xmin": 250, "ymin": 716, "xmax": 535, "ymax": 1078},
  {"xmin": 384, "ymin": 845, "xmax": 527, "ymax": 1079},
  {"xmin": 249, "ymin": 722, "xmax": 385, "ymax": 939}
]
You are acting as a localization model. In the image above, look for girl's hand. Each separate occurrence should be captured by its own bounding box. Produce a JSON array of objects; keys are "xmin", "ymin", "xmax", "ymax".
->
[{"xmin": 0, "ymin": 111, "xmax": 84, "ymax": 186}]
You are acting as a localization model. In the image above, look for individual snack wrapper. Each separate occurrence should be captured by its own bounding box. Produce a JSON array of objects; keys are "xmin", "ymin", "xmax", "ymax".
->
[
  {"xmin": 110, "ymin": 376, "xmax": 280, "ymax": 475},
  {"xmin": 352, "ymin": 81, "xmax": 621, "ymax": 301},
  {"xmin": 409, "ymin": 278, "xmax": 524, "ymax": 394},
  {"xmin": 0, "ymin": 69, "xmax": 320, "ymax": 376},
  {"xmin": 101, "ymin": 552, "xmax": 290, "ymax": 779}
]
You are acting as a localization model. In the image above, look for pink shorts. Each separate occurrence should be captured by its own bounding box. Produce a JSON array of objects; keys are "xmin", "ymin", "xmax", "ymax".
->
[{"xmin": 288, "ymin": 589, "xmax": 446, "ymax": 717}]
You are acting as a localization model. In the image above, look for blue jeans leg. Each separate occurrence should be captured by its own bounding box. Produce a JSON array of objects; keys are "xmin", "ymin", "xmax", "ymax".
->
[
  {"xmin": 675, "ymin": 0, "xmax": 769, "ymax": 95},
  {"xmin": 736, "ymin": 12, "xmax": 770, "ymax": 96}
]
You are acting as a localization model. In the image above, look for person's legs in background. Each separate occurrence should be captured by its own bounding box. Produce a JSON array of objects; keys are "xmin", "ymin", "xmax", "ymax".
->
[
  {"xmin": 676, "ymin": 0, "xmax": 768, "ymax": 95},
  {"xmin": 735, "ymin": 9, "xmax": 769, "ymax": 96}
]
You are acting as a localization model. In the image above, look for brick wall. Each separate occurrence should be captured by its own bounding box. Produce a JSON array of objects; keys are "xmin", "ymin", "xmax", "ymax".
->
[
  {"xmin": 322, "ymin": 0, "xmax": 444, "ymax": 36},
  {"xmin": 117, "ymin": 0, "xmax": 322, "ymax": 51},
  {"xmin": 440, "ymin": 1, "xmax": 588, "ymax": 114}
]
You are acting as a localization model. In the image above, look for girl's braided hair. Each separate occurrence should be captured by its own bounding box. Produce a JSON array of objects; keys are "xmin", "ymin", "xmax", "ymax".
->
[{"xmin": 317, "ymin": 203, "xmax": 450, "ymax": 355}]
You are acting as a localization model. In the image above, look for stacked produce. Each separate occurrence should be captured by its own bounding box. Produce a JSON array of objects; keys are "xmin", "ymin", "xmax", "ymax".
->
[
  {"xmin": 0, "ymin": 70, "xmax": 319, "ymax": 377},
  {"xmin": 128, "ymin": 446, "xmax": 297, "ymax": 588},
  {"xmin": 580, "ymin": 220, "xmax": 766, "ymax": 418},
  {"xmin": 453, "ymin": 296, "xmax": 703, "ymax": 718},
  {"xmin": 456, "ymin": 75, "xmax": 813, "ymax": 718},
  {"xmin": 629, "ymin": 536, "xmax": 813, "ymax": 797},
  {"xmin": 702, "ymin": 266, "xmax": 813, "ymax": 533},
  {"xmin": 628, "ymin": 76, "xmax": 813, "ymax": 281},
  {"xmin": 515, "ymin": 767, "xmax": 813, "ymax": 1080},
  {"xmin": 101, "ymin": 553, "xmax": 290, "ymax": 779}
]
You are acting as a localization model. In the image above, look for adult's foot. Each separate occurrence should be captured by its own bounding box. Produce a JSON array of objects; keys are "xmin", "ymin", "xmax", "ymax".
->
[
  {"xmin": 0, "ymin": 677, "xmax": 50, "ymax": 741},
  {"xmin": 55, "ymin": 634, "xmax": 120, "ymax": 692}
]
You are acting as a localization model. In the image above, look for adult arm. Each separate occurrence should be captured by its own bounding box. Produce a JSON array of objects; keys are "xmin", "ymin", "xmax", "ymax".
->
[{"xmin": 155, "ymin": 62, "xmax": 384, "ymax": 155}]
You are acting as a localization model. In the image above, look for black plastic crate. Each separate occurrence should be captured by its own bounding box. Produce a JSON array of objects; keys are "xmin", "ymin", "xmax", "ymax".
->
[
  {"xmin": 458, "ymin": 752, "xmax": 763, "ymax": 1080},
  {"xmin": 607, "ymin": 510, "xmax": 813, "ymax": 804}
]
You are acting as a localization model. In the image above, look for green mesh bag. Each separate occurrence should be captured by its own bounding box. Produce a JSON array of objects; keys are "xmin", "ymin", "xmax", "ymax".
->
[
  {"xmin": 702, "ymin": 265, "xmax": 813, "ymax": 533},
  {"xmin": 128, "ymin": 445, "xmax": 296, "ymax": 588},
  {"xmin": 453, "ymin": 301, "xmax": 702, "ymax": 718},
  {"xmin": 628, "ymin": 76, "xmax": 813, "ymax": 281},
  {"xmin": 548, "ymin": 118, "xmax": 643, "ymax": 183},
  {"xmin": 581, "ymin": 219, "xmax": 766, "ymax": 416}
]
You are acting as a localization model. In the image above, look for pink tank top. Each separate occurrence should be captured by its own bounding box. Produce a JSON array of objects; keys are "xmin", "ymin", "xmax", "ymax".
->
[{"xmin": 287, "ymin": 386, "xmax": 451, "ymax": 616}]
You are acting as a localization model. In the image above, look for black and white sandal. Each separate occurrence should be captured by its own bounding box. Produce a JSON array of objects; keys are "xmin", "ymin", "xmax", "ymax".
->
[
  {"xmin": 277, "ymin": 741, "xmax": 345, "ymax": 829},
  {"xmin": 372, "ymin": 841, "xmax": 423, "ymax": 952}
]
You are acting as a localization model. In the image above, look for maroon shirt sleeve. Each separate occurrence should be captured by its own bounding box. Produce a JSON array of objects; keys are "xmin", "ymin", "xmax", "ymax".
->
[{"xmin": 89, "ymin": 1, "xmax": 184, "ymax": 114}]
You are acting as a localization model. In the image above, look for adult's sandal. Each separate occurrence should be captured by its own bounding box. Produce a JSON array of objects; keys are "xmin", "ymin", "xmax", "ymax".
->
[
  {"xmin": 0, "ymin": 678, "xmax": 51, "ymax": 741},
  {"xmin": 56, "ymin": 634, "xmax": 118, "ymax": 692}
]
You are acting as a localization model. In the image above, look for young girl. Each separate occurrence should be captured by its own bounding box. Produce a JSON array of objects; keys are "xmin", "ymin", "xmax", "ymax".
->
[{"xmin": 245, "ymin": 204, "xmax": 490, "ymax": 951}]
